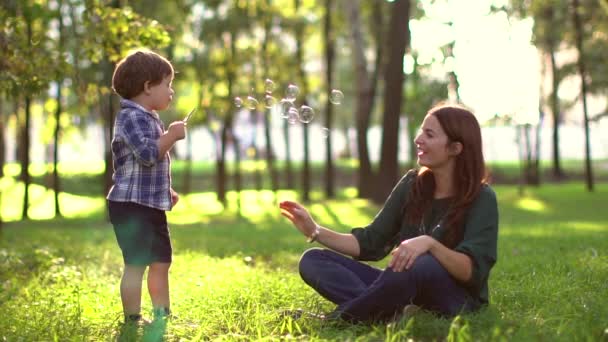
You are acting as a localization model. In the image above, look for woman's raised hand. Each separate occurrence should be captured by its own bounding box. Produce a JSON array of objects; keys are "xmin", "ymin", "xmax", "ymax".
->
[{"xmin": 279, "ymin": 201, "xmax": 318, "ymax": 237}]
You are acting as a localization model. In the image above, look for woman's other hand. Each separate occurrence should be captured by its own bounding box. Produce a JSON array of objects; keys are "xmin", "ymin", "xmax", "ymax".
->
[{"xmin": 388, "ymin": 235, "xmax": 437, "ymax": 272}]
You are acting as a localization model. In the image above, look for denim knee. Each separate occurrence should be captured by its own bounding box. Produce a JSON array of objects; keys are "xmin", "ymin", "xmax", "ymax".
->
[{"xmin": 298, "ymin": 248, "xmax": 326, "ymax": 283}]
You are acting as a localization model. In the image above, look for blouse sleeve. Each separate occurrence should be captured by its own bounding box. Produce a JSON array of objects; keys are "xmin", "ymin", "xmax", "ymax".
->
[
  {"xmin": 351, "ymin": 170, "xmax": 417, "ymax": 261},
  {"xmin": 454, "ymin": 185, "xmax": 499, "ymax": 295}
]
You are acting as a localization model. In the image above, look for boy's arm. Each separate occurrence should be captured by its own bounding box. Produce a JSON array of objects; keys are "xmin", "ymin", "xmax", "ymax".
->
[{"xmin": 158, "ymin": 121, "xmax": 186, "ymax": 159}]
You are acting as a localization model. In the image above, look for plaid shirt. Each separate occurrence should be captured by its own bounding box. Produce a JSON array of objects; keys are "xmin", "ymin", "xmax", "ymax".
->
[{"xmin": 106, "ymin": 99, "xmax": 172, "ymax": 211}]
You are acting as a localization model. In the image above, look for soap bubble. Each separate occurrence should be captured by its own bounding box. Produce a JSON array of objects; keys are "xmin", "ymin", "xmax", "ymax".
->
[
  {"xmin": 279, "ymin": 99, "xmax": 295, "ymax": 119},
  {"xmin": 245, "ymin": 96, "xmax": 259, "ymax": 110},
  {"xmin": 264, "ymin": 79, "xmax": 275, "ymax": 93},
  {"xmin": 299, "ymin": 105, "xmax": 315, "ymax": 123},
  {"xmin": 285, "ymin": 84, "xmax": 299, "ymax": 102},
  {"xmin": 329, "ymin": 89, "xmax": 344, "ymax": 105},
  {"xmin": 234, "ymin": 97, "xmax": 243, "ymax": 108},
  {"xmin": 287, "ymin": 107, "xmax": 299, "ymax": 124},
  {"xmin": 264, "ymin": 94, "xmax": 277, "ymax": 108}
]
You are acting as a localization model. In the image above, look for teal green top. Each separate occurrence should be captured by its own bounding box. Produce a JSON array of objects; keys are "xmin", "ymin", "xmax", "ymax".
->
[{"xmin": 351, "ymin": 170, "xmax": 499, "ymax": 305}]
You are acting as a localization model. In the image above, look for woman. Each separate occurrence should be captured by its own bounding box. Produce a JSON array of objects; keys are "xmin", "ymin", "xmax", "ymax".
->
[{"xmin": 280, "ymin": 104, "xmax": 498, "ymax": 322}]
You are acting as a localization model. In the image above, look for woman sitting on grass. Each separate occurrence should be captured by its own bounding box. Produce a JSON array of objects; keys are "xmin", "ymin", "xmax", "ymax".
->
[{"xmin": 280, "ymin": 104, "xmax": 499, "ymax": 322}]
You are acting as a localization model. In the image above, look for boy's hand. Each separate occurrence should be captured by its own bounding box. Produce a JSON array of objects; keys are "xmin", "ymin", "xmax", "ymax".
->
[
  {"xmin": 167, "ymin": 121, "xmax": 186, "ymax": 141},
  {"xmin": 170, "ymin": 188, "xmax": 179, "ymax": 207}
]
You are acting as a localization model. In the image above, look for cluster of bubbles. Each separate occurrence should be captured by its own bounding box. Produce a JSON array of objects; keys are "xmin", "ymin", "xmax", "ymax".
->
[{"xmin": 233, "ymin": 79, "xmax": 344, "ymax": 138}]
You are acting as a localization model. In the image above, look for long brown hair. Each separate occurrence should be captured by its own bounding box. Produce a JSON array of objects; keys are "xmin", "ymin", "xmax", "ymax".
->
[{"xmin": 404, "ymin": 104, "xmax": 488, "ymax": 248}]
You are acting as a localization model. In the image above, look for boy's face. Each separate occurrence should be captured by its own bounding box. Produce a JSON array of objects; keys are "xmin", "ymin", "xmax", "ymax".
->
[{"xmin": 148, "ymin": 75, "xmax": 174, "ymax": 111}]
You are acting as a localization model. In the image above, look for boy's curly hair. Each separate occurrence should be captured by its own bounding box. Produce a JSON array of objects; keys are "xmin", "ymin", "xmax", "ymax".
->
[{"xmin": 112, "ymin": 49, "xmax": 174, "ymax": 99}]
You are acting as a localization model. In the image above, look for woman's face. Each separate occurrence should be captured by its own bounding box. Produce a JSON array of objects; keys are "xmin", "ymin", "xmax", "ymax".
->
[{"xmin": 414, "ymin": 114, "xmax": 455, "ymax": 170}]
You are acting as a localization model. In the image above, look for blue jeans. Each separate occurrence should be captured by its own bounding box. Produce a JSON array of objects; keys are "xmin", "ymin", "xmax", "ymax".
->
[{"xmin": 299, "ymin": 248, "xmax": 478, "ymax": 322}]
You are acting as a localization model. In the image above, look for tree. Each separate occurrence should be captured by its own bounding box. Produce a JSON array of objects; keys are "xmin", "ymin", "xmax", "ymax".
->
[
  {"xmin": 1, "ymin": 1, "xmax": 63, "ymax": 220},
  {"xmin": 506, "ymin": 0, "xmax": 569, "ymax": 179},
  {"xmin": 571, "ymin": 0, "xmax": 593, "ymax": 191},
  {"xmin": 345, "ymin": 0, "xmax": 385, "ymax": 199},
  {"xmin": 373, "ymin": 0, "xmax": 411, "ymax": 204},
  {"xmin": 322, "ymin": 0, "xmax": 335, "ymax": 199}
]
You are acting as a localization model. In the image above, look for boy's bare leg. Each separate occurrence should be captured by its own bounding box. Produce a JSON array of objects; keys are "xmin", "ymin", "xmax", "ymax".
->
[
  {"xmin": 121, "ymin": 264, "xmax": 147, "ymax": 317},
  {"xmin": 148, "ymin": 262, "xmax": 171, "ymax": 315}
]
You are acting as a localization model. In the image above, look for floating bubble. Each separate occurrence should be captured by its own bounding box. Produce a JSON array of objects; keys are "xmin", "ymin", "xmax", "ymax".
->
[
  {"xmin": 329, "ymin": 89, "xmax": 344, "ymax": 105},
  {"xmin": 234, "ymin": 97, "xmax": 243, "ymax": 108},
  {"xmin": 264, "ymin": 94, "xmax": 277, "ymax": 108},
  {"xmin": 299, "ymin": 105, "xmax": 315, "ymax": 123},
  {"xmin": 264, "ymin": 79, "xmax": 275, "ymax": 93},
  {"xmin": 285, "ymin": 84, "xmax": 299, "ymax": 102},
  {"xmin": 321, "ymin": 127, "xmax": 330, "ymax": 138},
  {"xmin": 287, "ymin": 107, "xmax": 299, "ymax": 124},
  {"xmin": 245, "ymin": 96, "xmax": 259, "ymax": 110},
  {"xmin": 279, "ymin": 99, "xmax": 295, "ymax": 119}
]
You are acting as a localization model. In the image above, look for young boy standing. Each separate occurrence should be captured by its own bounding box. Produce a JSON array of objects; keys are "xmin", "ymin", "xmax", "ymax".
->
[{"xmin": 107, "ymin": 49, "xmax": 185, "ymax": 324}]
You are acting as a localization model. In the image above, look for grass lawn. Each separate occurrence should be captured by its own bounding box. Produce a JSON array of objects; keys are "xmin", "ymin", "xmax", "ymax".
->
[{"xmin": 1, "ymin": 183, "xmax": 607, "ymax": 341}]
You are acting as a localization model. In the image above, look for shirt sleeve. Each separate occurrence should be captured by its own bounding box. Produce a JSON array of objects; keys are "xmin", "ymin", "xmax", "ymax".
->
[
  {"xmin": 351, "ymin": 170, "xmax": 417, "ymax": 261},
  {"xmin": 122, "ymin": 111, "xmax": 161, "ymax": 167},
  {"xmin": 454, "ymin": 185, "xmax": 499, "ymax": 296}
]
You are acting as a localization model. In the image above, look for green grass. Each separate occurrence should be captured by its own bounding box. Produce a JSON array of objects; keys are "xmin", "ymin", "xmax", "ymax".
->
[
  {"xmin": 1, "ymin": 183, "xmax": 608, "ymax": 341},
  {"xmin": 1, "ymin": 158, "xmax": 607, "ymax": 214}
]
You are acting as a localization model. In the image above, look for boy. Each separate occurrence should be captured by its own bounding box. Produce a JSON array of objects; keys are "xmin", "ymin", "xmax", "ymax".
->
[{"xmin": 107, "ymin": 49, "xmax": 185, "ymax": 324}]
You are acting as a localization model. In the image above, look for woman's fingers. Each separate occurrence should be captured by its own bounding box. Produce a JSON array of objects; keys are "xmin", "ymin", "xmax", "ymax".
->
[
  {"xmin": 280, "ymin": 209, "xmax": 294, "ymax": 221},
  {"xmin": 405, "ymin": 253, "xmax": 416, "ymax": 270},
  {"xmin": 389, "ymin": 247, "xmax": 416, "ymax": 272},
  {"xmin": 279, "ymin": 200, "xmax": 299, "ymax": 209}
]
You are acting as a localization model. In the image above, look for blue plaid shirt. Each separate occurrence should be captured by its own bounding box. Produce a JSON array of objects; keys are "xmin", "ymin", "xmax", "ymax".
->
[{"xmin": 106, "ymin": 99, "xmax": 173, "ymax": 211}]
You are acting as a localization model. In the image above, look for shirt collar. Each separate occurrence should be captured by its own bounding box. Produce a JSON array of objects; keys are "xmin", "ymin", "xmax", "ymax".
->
[{"xmin": 120, "ymin": 98, "xmax": 160, "ymax": 120}]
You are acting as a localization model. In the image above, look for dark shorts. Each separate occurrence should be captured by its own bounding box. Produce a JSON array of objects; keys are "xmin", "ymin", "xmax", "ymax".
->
[{"xmin": 108, "ymin": 201, "xmax": 172, "ymax": 265}]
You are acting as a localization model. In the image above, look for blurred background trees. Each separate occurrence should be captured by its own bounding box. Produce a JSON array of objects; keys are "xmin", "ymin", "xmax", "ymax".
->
[{"xmin": 1, "ymin": 0, "xmax": 607, "ymax": 222}]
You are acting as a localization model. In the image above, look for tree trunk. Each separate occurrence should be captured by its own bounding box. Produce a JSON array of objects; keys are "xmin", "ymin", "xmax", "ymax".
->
[
  {"xmin": 21, "ymin": 96, "xmax": 32, "ymax": 220},
  {"xmin": 260, "ymin": 18, "xmax": 279, "ymax": 195},
  {"xmin": 523, "ymin": 124, "xmax": 534, "ymax": 184},
  {"xmin": 217, "ymin": 125, "xmax": 228, "ymax": 205},
  {"xmin": 233, "ymin": 133, "xmax": 242, "ymax": 216},
  {"xmin": 0, "ymin": 99, "xmax": 5, "ymax": 230},
  {"xmin": 250, "ymin": 43, "xmax": 262, "ymax": 193},
  {"xmin": 407, "ymin": 55, "xmax": 421, "ymax": 169},
  {"xmin": 250, "ymin": 110, "xmax": 262, "ymax": 192},
  {"xmin": 102, "ymin": 0, "xmax": 120, "ymax": 210},
  {"xmin": 102, "ymin": 65, "xmax": 116, "ymax": 199},
  {"xmin": 263, "ymin": 112, "xmax": 278, "ymax": 193},
  {"xmin": 182, "ymin": 131, "xmax": 193, "ymax": 195},
  {"xmin": 345, "ymin": 0, "xmax": 379, "ymax": 198},
  {"xmin": 373, "ymin": 0, "xmax": 411, "ymax": 204},
  {"xmin": 296, "ymin": 0, "xmax": 312, "ymax": 202},
  {"xmin": 571, "ymin": 0, "xmax": 594, "ymax": 191},
  {"xmin": 0, "ymin": 107, "xmax": 5, "ymax": 179},
  {"xmin": 445, "ymin": 38, "xmax": 460, "ymax": 104},
  {"xmin": 323, "ymin": 0, "xmax": 335, "ymax": 199},
  {"xmin": 548, "ymin": 33, "xmax": 564, "ymax": 179},
  {"xmin": 217, "ymin": 32, "xmax": 238, "ymax": 206},
  {"xmin": 51, "ymin": 0, "xmax": 64, "ymax": 218},
  {"xmin": 533, "ymin": 111, "xmax": 544, "ymax": 185},
  {"xmin": 53, "ymin": 80, "xmax": 63, "ymax": 217},
  {"xmin": 283, "ymin": 120, "xmax": 294, "ymax": 189}
]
